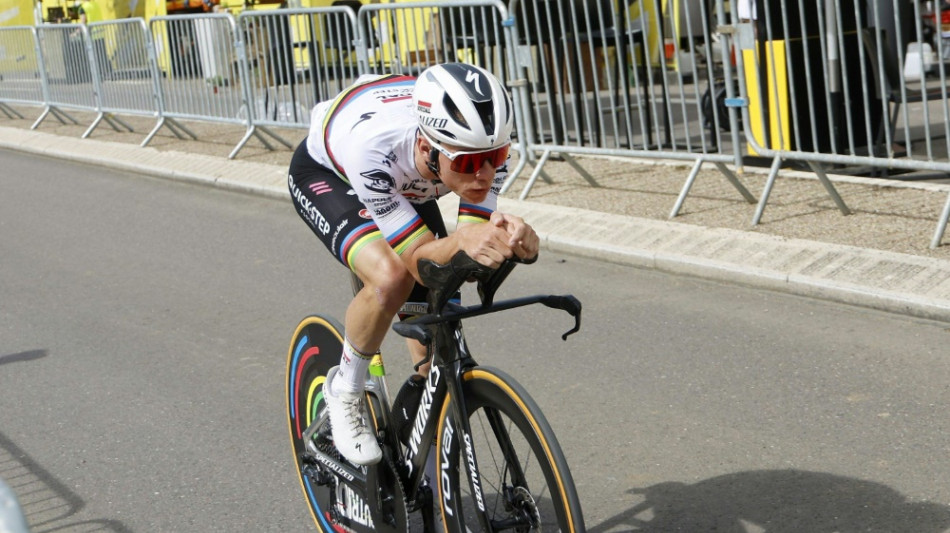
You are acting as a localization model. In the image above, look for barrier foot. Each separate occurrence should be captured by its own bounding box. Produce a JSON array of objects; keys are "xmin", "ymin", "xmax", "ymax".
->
[
  {"xmin": 86, "ymin": 113, "xmax": 134, "ymax": 138},
  {"xmin": 31, "ymin": 106, "xmax": 77, "ymax": 130},
  {"xmin": 230, "ymin": 125, "xmax": 291, "ymax": 159},
  {"xmin": 562, "ymin": 153, "xmax": 599, "ymax": 188},
  {"xmin": 165, "ymin": 117, "xmax": 197, "ymax": 140},
  {"xmin": 519, "ymin": 149, "xmax": 553, "ymax": 201},
  {"xmin": 752, "ymin": 155, "xmax": 783, "ymax": 226},
  {"xmin": 229, "ymin": 126, "xmax": 259, "ymax": 160},
  {"xmin": 714, "ymin": 162, "xmax": 757, "ymax": 204},
  {"xmin": 142, "ymin": 117, "xmax": 198, "ymax": 147},
  {"xmin": 30, "ymin": 107, "xmax": 51, "ymax": 130},
  {"xmin": 81, "ymin": 113, "xmax": 105, "ymax": 139},
  {"xmin": 104, "ymin": 113, "xmax": 135, "ymax": 134},
  {"xmin": 256, "ymin": 125, "xmax": 293, "ymax": 150},
  {"xmin": 807, "ymin": 161, "xmax": 851, "ymax": 216},
  {"xmin": 51, "ymin": 106, "xmax": 78, "ymax": 125},
  {"xmin": 670, "ymin": 158, "xmax": 705, "ymax": 219},
  {"xmin": 251, "ymin": 129, "xmax": 275, "ymax": 152},
  {"xmin": 0, "ymin": 102, "xmax": 24, "ymax": 119},
  {"xmin": 931, "ymin": 192, "xmax": 950, "ymax": 249}
]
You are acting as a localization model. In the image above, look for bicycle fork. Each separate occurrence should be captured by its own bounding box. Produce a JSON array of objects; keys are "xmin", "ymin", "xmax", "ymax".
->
[{"xmin": 440, "ymin": 371, "xmax": 495, "ymax": 532}]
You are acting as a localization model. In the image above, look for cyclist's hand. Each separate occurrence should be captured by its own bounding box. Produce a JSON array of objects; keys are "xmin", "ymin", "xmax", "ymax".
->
[
  {"xmin": 491, "ymin": 211, "xmax": 540, "ymax": 262},
  {"xmin": 455, "ymin": 219, "xmax": 514, "ymax": 269}
]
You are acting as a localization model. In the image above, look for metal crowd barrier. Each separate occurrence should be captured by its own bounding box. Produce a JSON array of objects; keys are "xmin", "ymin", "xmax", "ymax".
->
[
  {"xmin": 497, "ymin": 0, "xmax": 756, "ymax": 214},
  {"xmin": 734, "ymin": 0, "xmax": 950, "ymax": 247},
  {"xmin": 0, "ymin": 27, "xmax": 43, "ymax": 121},
  {"xmin": 236, "ymin": 6, "xmax": 362, "ymax": 134},
  {"xmin": 31, "ymin": 24, "xmax": 91, "ymax": 133},
  {"xmin": 149, "ymin": 13, "xmax": 292, "ymax": 158},
  {"xmin": 84, "ymin": 18, "xmax": 158, "ymax": 138},
  {"xmin": 5, "ymin": 2, "xmax": 950, "ymax": 247}
]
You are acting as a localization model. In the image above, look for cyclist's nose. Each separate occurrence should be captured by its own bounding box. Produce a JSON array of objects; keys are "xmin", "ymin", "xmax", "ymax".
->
[{"xmin": 474, "ymin": 160, "xmax": 496, "ymax": 181}]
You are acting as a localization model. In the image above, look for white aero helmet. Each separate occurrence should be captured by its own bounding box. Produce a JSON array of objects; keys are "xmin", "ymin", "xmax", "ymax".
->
[{"xmin": 413, "ymin": 63, "xmax": 513, "ymax": 151}]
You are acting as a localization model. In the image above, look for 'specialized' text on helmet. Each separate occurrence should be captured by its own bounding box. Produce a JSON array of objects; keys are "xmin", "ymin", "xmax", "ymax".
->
[{"xmin": 413, "ymin": 63, "xmax": 513, "ymax": 151}]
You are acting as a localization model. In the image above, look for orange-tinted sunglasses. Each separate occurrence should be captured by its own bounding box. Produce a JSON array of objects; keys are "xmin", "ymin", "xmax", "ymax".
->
[{"xmin": 421, "ymin": 129, "xmax": 510, "ymax": 174}]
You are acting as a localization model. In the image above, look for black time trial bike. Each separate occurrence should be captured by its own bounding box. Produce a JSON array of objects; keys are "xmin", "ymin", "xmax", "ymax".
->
[{"xmin": 286, "ymin": 251, "xmax": 585, "ymax": 532}]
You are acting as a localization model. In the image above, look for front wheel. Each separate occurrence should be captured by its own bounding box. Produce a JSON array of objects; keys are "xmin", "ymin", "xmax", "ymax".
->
[{"xmin": 436, "ymin": 367, "xmax": 586, "ymax": 532}]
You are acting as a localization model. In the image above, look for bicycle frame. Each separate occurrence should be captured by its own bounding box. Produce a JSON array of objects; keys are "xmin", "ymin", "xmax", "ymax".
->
[
  {"xmin": 390, "ymin": 252, "xmax": 582, "ymax": 530},
  {"xmin": 297, "ymin": 252, "xmax": 581, "ymax": 531}
]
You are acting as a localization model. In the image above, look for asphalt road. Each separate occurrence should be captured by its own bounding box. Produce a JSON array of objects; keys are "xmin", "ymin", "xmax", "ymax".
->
[{"xmin": 3, "ymin": 149, "xmax": 950, "ymax": 532}]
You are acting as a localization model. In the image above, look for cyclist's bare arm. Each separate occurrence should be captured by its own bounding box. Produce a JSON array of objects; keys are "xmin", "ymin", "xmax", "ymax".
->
[{"xmin": 399, "ymin": 212, "xmax": 537, "ymax": 282}]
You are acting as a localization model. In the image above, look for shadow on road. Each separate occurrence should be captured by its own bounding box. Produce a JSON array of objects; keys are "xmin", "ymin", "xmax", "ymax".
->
[
  {"xmin": 591, "ymin": 469, "xmax": 950, "ymax": 532},
  {"xmin": 0, "ymin": 350, "xmax": 47, "ymax": 366},
  {"xmin": 0, "ymin": 431, "xmax": 131, "ymax": 532}
]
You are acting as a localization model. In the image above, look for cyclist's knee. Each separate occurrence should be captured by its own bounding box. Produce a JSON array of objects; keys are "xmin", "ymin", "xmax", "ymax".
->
[{"xmin": 358, "ymin": 259, "xmax": 414, "ymax": 315}]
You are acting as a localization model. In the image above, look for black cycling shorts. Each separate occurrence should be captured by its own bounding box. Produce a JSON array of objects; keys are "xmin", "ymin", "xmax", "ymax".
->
[{"xmin": 288, "ymin": 140, "xmax": 448, "ymax": 314}]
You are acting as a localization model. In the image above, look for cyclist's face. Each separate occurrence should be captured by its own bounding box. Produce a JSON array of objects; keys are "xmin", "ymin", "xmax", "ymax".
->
[
  {"xmin": 422, "ymin": 137, "xmax": 500, "ymax": 204},
  {"xmin": 439, "ymin": 146, "xmax": 497, "ymax": 203}
]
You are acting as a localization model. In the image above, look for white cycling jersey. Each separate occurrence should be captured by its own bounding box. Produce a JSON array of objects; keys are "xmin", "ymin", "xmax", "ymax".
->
[{"xmin": 304, "ymin": 74, "xmax": 508, "ymax": 256}]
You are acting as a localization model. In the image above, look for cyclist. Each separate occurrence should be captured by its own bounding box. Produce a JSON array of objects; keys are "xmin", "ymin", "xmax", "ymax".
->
[{"xmin": 288, "ymin": 63, "xmax": 540, "ymax": 465}]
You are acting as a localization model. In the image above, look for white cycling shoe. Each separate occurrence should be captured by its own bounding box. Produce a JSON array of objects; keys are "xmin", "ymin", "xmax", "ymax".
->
[{"xmin": 324, "ymin": 366, "xmax": 382, "ymax": 466}]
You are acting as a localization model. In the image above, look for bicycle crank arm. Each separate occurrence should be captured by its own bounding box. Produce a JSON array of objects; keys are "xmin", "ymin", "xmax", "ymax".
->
[{"xmin": 301, "ymin": 447, "xmax": 368, "ymax": 487}]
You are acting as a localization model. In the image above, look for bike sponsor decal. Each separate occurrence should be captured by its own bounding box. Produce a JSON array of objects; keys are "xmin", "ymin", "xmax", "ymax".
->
[
  {"xmin": 315, "ymin": 454, "xmax": 355, "ymax": 482},
  {"xmin": 289, "ymin": 175, "xmax": 331, "ymax": 235},
  {"xmin": 380, "ymin": 94, "xmax": 412, "ymax": 103},
  {"xmin": 309, "ymin": 181, "xmax": 332, "ymax": 196},
  {"xmin": 399, "ymin": 302, "xmax": 428, "ymax": 315},
  {"xmin": 335, "ymin": 484, "xmax": 375, "ymax": 529},
  {"xmin": 464, "ymin": 432, "xmax": 486, "ymax": 512},
  {"xmin": 374, "ymin": 86, "xmax": 413, "ymax": 103},
  {"xmin": 352, "ymin": 111, "xmax": 376, "ymax": 131},
  {"xmin": 374, "ymin": 202, "xmax": 399, "ymax": 218},
  {"xmin": 330, "ymin": 219, "xmax": 349, "ymax": 254},
  {"xmin": 362, "ymin": 169, "xmax": 395, "ymax": 194},
  {"xmin": 440, "ymin": 422, "xmax": 455, "ymax": 517},
  {"xmin": 464, "ymin": 69, "xmax": 484, "ymax": 96},
  {"xmin": 367, "ymin": 196, "xmax": 392, "ymax": 206},
  {"xmin": 420, "ymin": 116, "xmax": 448, "ymax": 130},
  {"xmin": 404, "ymin": 366, "xmax": 440, "ymax": 474}
]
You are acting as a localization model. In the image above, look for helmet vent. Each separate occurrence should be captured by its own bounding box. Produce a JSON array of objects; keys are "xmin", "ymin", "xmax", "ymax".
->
[
  {"xmin": 442, "ymin": 93, "xmax": 471, "ymax": 133},
  {"xmin": 474, "ymin": 99, "xmax": 496, "ymax": 137}
]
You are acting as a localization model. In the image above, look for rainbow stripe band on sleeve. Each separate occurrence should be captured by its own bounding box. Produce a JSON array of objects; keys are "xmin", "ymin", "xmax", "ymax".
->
[
  {"xmin": 458, "ymin": 204, "xmax": 493, "ymax": 224},
  {"xmin": 388, "ymin": 217, "xmax": 430, "ymax": 256},
  {"xmin": 339, "ymin": 222, "xmax": 383, "ymax": 270}
]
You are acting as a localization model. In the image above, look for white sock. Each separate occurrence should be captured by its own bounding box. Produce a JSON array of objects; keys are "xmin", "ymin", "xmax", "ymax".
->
[{"xmin": 334, "ymin": 337, "xmax": 374, "ymax": 395}]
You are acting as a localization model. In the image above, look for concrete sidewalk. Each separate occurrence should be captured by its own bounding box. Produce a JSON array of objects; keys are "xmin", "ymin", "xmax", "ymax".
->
[{"xmin": 4, "ymin": 125, "xmax": 950, "ymax": 323}]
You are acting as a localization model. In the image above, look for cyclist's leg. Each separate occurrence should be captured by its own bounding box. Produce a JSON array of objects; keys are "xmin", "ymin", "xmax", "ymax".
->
[
  {"xmin": 342, "ymin": 240, "xmax": 414, "ymax": 384},
  {"xmin": 396, "ymin": 199, "xmax": 451, "ymax": 378},
  {"xmin": 289, "ymin": 141, "xmax": 408, "ymax": 464},
  {"xmin": 436, "ymin": 367, "xmax": 586, "ymax": 533},
  {"xmin": 289, "ymin": 141, "xmax": 413, "ymax": 389}
]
